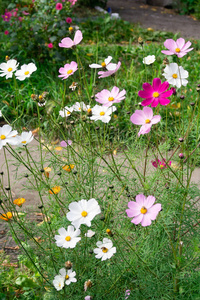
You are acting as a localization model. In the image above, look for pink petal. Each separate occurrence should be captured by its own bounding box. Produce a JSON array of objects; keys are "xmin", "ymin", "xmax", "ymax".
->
[
  {"xmin": 130, "ymin": 111, "xmax": 145, "ymax": 125},
  {"xmin": 59, "ymin": 37, "xmax": 73, "ymax": 48},
  {"xmin": 176, "ymin": 38, "xmax": 185, "ymax": 49},
  {"xmin": 152, "ymin": 78, "xmax": 161, "ymax": 91},
  {"xmin": 142, "ymin": 82, "xmax": 154, "ymax": 93},
  {"xmin": 151, "ymin": 115, "xmax": 161, "ymax": 124},
  {"xmin": 158, "ymin": 97, "xmax": 170, "ymax": 106},
  {"xmin": 111, "ymin": 86, "xmax": 120, "ymax": 97},
  {"xmin": 158, "ymin": 81, "xmax": 169, "ymax": 93},
  {"xmin": 143, "ymin": 106, "xmax": 153, "ymax": 120},
  {"xmin": 138, "ymin": 124, "xmax": 151, "ymax": 136},
  {"xmin": 135, "ymin": 194, "xmax": 146, "ymax": 206},
  {"xmin": 131, "ymin": 213, "xmax": 143, "ymax": 225},
  {"xmin": 161, "ymin": 90, "xmax": 173, "ymax": 98},
  {"xmin": 145, "ymin": 195, "xmax": 156, "ymax": 209},
  {"xmin": 74, "ymin": 30, "xmax": 83, "ymax": 45},
  {"xmin": 147, "ymin": 203, "xmax": 162, "ymax": 220},
  {"xmin": 161, "ymin": 50, "xmax": 175, "ymax": 56},
  {"xmin": 163, "ymin": 39, "xmax": 177, "ymax": 51},
  {"xmin": 141, "ymin": 97, "xmax": 154, "ymax": 106},
  {"xmin": 126, "ymin": 202, "xmax": 141, "ymax": 217},
  {"xmin": 141, "ymin": 214, "xmax": 152, "ymax": 226},
  {"xmin": 138, "ymin": 90, "xmax": 153, "ymax": 99},
  {"xmin": 151, "ymin": 98, "xmax": 159, "ymax": 107},
  {"xmin": 181, "ymin": 40, "xmax": 191, "ymax": 51}
]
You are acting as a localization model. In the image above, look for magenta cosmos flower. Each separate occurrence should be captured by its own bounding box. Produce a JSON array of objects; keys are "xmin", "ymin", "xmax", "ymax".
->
[
  {"xmin": 59, "ymin": 30, "xmax": 83, "ymax": 48},
  {"xmin": 58, "ymin": 61, "xmax": 78, "ymax": 80},
  {"xmin": 126, "ymin": 194, "xmax": 162, "ymax": 227},
  {"xmin": 151, "ymin": 158, "xmax": 171, "ymax": 169},
  {"xmin": 66, "ymin": 17, "xmax": 72, "ymax": 23},
  {"xmin": 138, "ymin": 78, "xmax": 173, "ymax": 107},
  {"xmin": 130, "ymin": 106, "xmax": 161, "ymax": 137},
  {"xmin": 98, "ymin": 61, "xmax": 121, "ymax": 78},
  {"xmin": 56, "ymin": 3, "xmax": 63, "ymax": 10},
  {"xmin": 95, "ymin": 86, "xmax": 126, "ymax": 107},
  {"xmin": 161, "ymin": 38, "xmax": 193, "ymax": 58}
]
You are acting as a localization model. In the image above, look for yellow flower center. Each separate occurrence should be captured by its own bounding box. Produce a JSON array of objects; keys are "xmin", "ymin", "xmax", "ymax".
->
[
  {"xmin": 81, "ymin": 211, "xmax": 88, "ymax": 217},
  {"xmin": 67, "ymin": 111, "xmax": 71, "ymax": 115},
  {"xmin": 100, "ymin": 111, "xmax": 105, "ymax": 116},
  {"xmin": 140, "ymin": 206, "xmax": 147, "ymax": 214},
  {"xmin": 58, "ymin": 283, "xmax": 61, "ymax": 287},
  {"xmin": 108, "ymin": 97, "xmax": 114, "ymax": 102},
  {"xmin": 175, "ymin": 48, "xmax": 181, "ymax": 53},
  {"xmin": 102, "ymin": 247, "xmax": 108, "ymax": 253},
  {"xmin": 87, "ymin": 108, "xmax": 92, "ymax": 113},
  {"xmin": 39, "ymin": 95, "xmax": 43, "ymax": 100},
  {"xmin": 0, "ymin": 135, "xmax": 6, "ymax": 140},
  {"xmin": 7, "ymin": 67, "xmax": 13, "ymax": 72},
  {"xmin": 160, "ymin": 164, "xmax": 164, "ymax": 168},
  {"xmin": 153, "ymin": 92, "xmax": 159, "ymax": 98},
  {"xmin": 65, "ymin": 236, "xmax": 71, "ymax": 241},
  {"xmin": 101, "ymin": 62, "xmax": 106, "ymax": 68},
  {"xmin": 172, "ymin": 73, "xmax": 178, "ymax": 79},
  {"xmin": 145, "ymin": 119, "xmax": 151, "ymax": 124},
  {"xmin": 69, "ymin": 26, "xmax": 73, "ymax": 32},
  {"xmin": 65, "ymin": 275, "xmax": 69, "ymax": 280},
  {"xmin": 21, "ymin": 141, "xmax": 27, "ymax": 144},
  {"xmin": 24, "ymin": 71, "xmax": 29, "ymax": 75},
  {"xmin": 67, "ymin": 69, "xmax": 73, "ymax": 75}
]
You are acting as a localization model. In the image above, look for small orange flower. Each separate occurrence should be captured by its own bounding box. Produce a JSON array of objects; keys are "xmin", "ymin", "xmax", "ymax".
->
[
  {"xmin": 44, "ymin": 167, "xmax": 52, "ymax": 178},
  {"xmin": 49, "ymin": 186, "xmax": 61, "ymax": 194},
  {"xmin": 62, "ymin": 164, "xmax": 75, "ymax": 172},
  {"xmin": 13, "ymin": 198, "xmax": 26, "ymax": 207},
  {"xmin": 0, "ymin": 212, "xmax": 12, "ymax": 221}
]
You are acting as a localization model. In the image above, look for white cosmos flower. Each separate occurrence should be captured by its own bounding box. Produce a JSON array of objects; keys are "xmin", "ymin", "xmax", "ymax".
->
[
  {"xmin": 16, "ymin": 131, "xmax": 34, "ymax": 146},
  {"xmin": 0, "ymin": 124, "xmax": 18, "ymax": 150},
  {"xmin": 85, "ymin": 229, "xmax": 95, "ymax": 238},
  {"xmin": 54, "ymin": 225, "xmax": 81, "ymax": 248},
  {"xmin": 53, "ymin": 274, "xmax": 65, "ymax": 291},
  {"xmin": 72, "ymin": 102, "xmax": 90, "ymax": 112},
  {"xmin": 89, "ymin": 56, "xmax": 117, "ymax": 71},
  {"xmin": 90, "ymin": 105, "xmax": 117, "ymax": 123},
  {"xmin": 67, "ymin": 199, "xmax": 101, "ymax": 228},
  {"xmin": 59, "ymin": 106, "xmax": 73, "ymax": 117},
  {"xmin": 162, "ymin": 62, "xmax": 188, "ymax": 88},
  {"xmin": 93, "ymin": 238, "xmax": 116, "ymax": 261},
  {"xmin": 0, "ymin": 59, "xmax": 19, "ymax": 79},
  {"xmin": 59, "ymin": 268, "xmax": 77, "ymax": 286},
  {"xmin": 143, "ymin": 55, "xmax": 156, "ymax": 65},
  {"xmin": 15, "ymin": 63, "xmax": 37, "ymax": 81}
]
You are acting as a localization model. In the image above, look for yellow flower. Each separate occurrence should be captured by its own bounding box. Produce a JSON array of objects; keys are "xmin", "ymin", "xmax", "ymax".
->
[
  {"xmin": 49, "ymin": 186, "xmax": 61, "ymax": 194},
  {"xmin": 62, "ymin": 164, "xmax": 75, "ymax": 172},
  {"xmin": 13, "ymin": 198, "xmax": 26, "ymax": 207},
  {"xmin": 0, "ymin": 212, "xmax": 12, "ymax": 221}
]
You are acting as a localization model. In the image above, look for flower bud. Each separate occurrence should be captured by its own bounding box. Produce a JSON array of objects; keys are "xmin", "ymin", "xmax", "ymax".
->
[
  {"xmin": 65, "ymin": 261, "xmax": 72, "ymax": 269},
  {"xmin": 179, "ymin": 153, "xmax": 184, "ymax": 159},
  {"xmin": 178, "ymin": 138, "xmax": 184, "ymax": 142},
  {"xmin": 138, "ymin": 37, "xmax": 143, "ymax": 45}
]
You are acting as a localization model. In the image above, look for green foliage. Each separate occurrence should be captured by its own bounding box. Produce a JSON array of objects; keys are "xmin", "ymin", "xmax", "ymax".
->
[
  {"xmin": 177, "ymin": 0, "xmax": 200, "ymax": 19},
  {"xmin": 77, "ymin": 0, "xmax": 107, "ymax": 8}
]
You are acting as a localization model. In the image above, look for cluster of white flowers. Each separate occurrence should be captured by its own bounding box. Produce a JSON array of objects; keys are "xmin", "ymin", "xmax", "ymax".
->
[
  {"xmin": 0, "ymin": 59, "xmax": 37, "ymax": 81},
  {"xmin": 0, "ymin": 124, "xmax": 34, "ymax": 150},
  {"xmin": 53, "ymin": 198, "xmax": 116, "ymax": 291}
]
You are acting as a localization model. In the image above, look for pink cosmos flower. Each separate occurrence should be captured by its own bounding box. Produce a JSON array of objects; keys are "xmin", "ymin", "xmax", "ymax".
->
[
  {"xmin": 68, "ymin": 0, "xmax": 77, "ymax": 6},
  {"xmin": 130, "ymin": 106, "xmax": 161, "ymax": 137},
  {"xmin": 22, "ymin": 11, "xmax": 29, "ymax": 15},
  {"xmin": 126, "ymin": 194, "xmax": 162, "ymax": 227},
  {"xmin": 59, "ymin": 30, "xmax": 83, "ymax": 48},
  {"xmin": 48, "ymin": 43, "xmax": 53, "ymax": 49},
  {"xmin": 151, "ymin": 158, "xmax": 171, "ymax": 169},
  {"xmin": 66, "ymin": 17, "xmax": 72, "ymax": 23},
  {"xmin": 138, "ymin": 78, "xmax": 173, "ymax": 107},
  {"xmin": 2, "ymin": 11, "xmax": 12, "ymax": 22},
  {"xmin": 60, "ymin": 140, "xmax": 72, "ymax": 147},
  {"xmin": 18, "ymin": 17, "xmax": 23, "ymax": 21},
  {"xmin": 95, "ymin": 86, "xmax": 126, "ymax": 107},
  {"xmin": 161, "ymin": 38, "xmax": 193, "ymax": 58},
  {"xmin": 125, "ymin": 290, "xmax": 131, "ymax": 299},
  {"xmin": 58, "ymin": 61, "xmax": 78, "ymax": 80},
  {"xmin": 4, "ymin": 30, "xmax": 9, "ymax": 35},
  {"xmin": 56, "ymin": 3, "xmax": 63, "ymax": 10},
  {"xmin": 98, "ymin": 61, "xmax": 121, "ymax": 78}
]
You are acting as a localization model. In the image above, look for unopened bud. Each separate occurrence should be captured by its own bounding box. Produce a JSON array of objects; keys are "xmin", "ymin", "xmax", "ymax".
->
[
  {"xmin": 163, "ymin": 57, "xmax": 169, "ymax": 65},
  {"xmin": 138, "ymin": 37, "xmax": 143, "ymax": 45},
  {"xmin": 180, "ymin": 95, "xmax": 185, "ymax": 99},
  {"xmin": 178, "ymin": 138, "xmax": 184, "ymax": 142},
  {"xmin": 179, "ymin": 153, "xmax": 184, "ymax": 159},
  {"xmin": 106, "ymin": 229, "xmax": 113, "ymax": 236},
  {"xmin": 65, "ymin": 261, "xmax": 72, "ymax": 269}
]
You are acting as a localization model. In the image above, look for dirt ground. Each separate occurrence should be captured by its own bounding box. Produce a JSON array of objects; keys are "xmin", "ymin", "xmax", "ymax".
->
[{"xmin": 107, "ymin": 0, "xmax": 200, "ymax": 39}]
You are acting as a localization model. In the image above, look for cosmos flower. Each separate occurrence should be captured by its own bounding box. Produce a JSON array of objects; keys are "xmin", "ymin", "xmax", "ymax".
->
[
  {"xmin": 62, "ymin": 164, "xmax": 74, "ymax": 172},
  {"xmin": 54, "ymin": 225, "xmax": 81, "ymax": 248},
  {"xmin": 48, "ymin": 43, "xmax": 53, "ymax": 49},
  {"xmin": 56, "ymin": 3, "xmax": 63, "ymax": 10},
  {"xmin": 67, "ymin": 198, "xmax": 101, "ymax": 228},
  {"xmin": 72, "ymin": 102, "xmax": 90, "ymax": 112},
  {"xmin": 60, "ymin": 140, "xmax": 72, "ymax": 147},
  {"xmin": 161, "ymin": 38, "xmax": 193, "ymax": 58},
  {"xmin": 13, "ymin": 198, "xmax": 26, "ymax": 207},
  {"xmin": 85, "ymin": 229, "xmax": 95, "ymax": 238},
  {"xmin": 143, "ymin": 55, "xmax": 155, "ymax": 65},
  {"xmin": 49, "ymin": 186, "xmax": 61, "ymax": 194},
  {"xmin": 93, "ymin": 238, "xmax": 116, "ymax": 261},
  {"xmin": 130, "ymin": 107, "xmax": 161, "ymax": 137},
  {"xmin": 0, "ymin": 124, "xmax": 18, "ymax": 150},
  {"xmin": 59, "ymin": 30, "xmax": 83, "ymax": 48},
  {"xmin": 0, "ymin": 59, "xmax": 19, "ymax": 79},
  {"xmin": 138, "ymin": 78, "xmax": 173, "ymax": 107},
  {"xmin": 90, "ymin": 105, "xmax": 117, "ymax": 123},
  {"xmin": 98, "ymin": 61, "xmax": 121, "ymax": 78},
  {"xmin": 66, "ymin": 17, "xmax": 72, "ymax": 23},
  {"xmin": 15, "ymin": 63, "xmax": 37, "ymax": 81},
  {"xmin": 162, "ymin": 63, "xmax": 188, "ymax": 88},
  {"xmin": 59, "ymin": 106, "xmax": 74, "ymax": 117},
  {"xmin": 0, "ymin": 212, "xmax": 12, "ymax": 221},
  {"xmin": 126, "ymin": 194, "xmax": 162, "ymax": 227},
  {"xmin": 53, "ymin": 274, "xmax": 65, "ymax": 291},
  {"xmin": 89, "ymin": 56, "xmax": 117, "ymax": 71},
  {"xmin": 95, "ymin": 86, "xmax": 126, "ymax": 107},
  {"xmin": 58, "ymin": 61, "xmax": 78, "ymax": 80},
  {"xmin": 2, "ymin": 11, "xmax": 12, "ymax": 22},
  {"xmin": 59, "ymin": 268, "xmax": 77, "ymax": 285},
  {"xmin": 16, "ymin": 131, "xmax": 34, "ymax": 146},
  {"xmin": 151, "ymin": 158, "xmax": 171, "ymax": 169}
]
